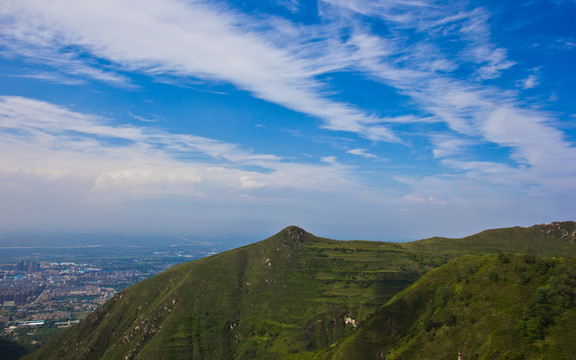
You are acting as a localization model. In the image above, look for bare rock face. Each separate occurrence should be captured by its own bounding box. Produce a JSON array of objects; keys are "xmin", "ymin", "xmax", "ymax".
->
[
  {"xmin": 533, "ymin": 221, "xmax": 576, "ymax": 242},
  {"xmin": 288, "ymin": 225, "xmax": 306, "ymax": 240},
  {"xmin": 283, "ymin": 225, "xmax": 309, "ymax": 247}
]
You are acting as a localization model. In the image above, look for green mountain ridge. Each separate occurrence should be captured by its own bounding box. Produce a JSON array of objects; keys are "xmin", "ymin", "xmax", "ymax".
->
[{"xmin": 23, "ymin": 222, "xmax": 576, "ymax": 359}]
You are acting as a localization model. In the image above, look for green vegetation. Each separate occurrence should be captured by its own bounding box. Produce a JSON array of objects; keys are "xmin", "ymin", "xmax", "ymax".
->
[
  {"xmin": 1, "ymin": 326, "xmax": 66, "ymax": 360},
  {"xmin": 23, "ymin": 222, "xmax": 576, "ymax": 359},
  {"xmin": 317, "ymin": 255, "xmax": 576, "ymax": 360},
  {"xmin": 0, "ymin": 337, "xmax": 30, "ymax": 360},
  {"xmin": 519, "ymin": 260, "xmax": 576, "ymax": 342}
]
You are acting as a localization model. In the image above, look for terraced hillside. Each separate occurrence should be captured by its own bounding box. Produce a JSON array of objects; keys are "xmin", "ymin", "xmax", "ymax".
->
[{"xmin": 316, "ymin": 254, "xmax": 576, "ymax": 360}]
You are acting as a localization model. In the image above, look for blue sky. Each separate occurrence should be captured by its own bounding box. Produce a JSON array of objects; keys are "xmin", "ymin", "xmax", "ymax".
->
[{"xmin": 0, "ymin": 0, "xmax": 575, "ymax": 242}]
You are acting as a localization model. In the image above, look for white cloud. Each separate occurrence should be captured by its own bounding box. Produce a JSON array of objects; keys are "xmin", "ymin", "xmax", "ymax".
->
[
  {"xmin": 277, "ymin": 0, "xmax": 301, "ymax": 13},
  {"xmin": 0, "ymin": 98, "xmax": 410, "ymax": 238},
  {"xmin": 325, "ymin": 0, "xmax": 515, "ymax": 81},
  {"xmin": 518, "ymin": 74, "xmax": 540, "ymax": 89},
  {"xmin": 318, "ymin": 0, "xmax": 576, "ymax": 195},
  {"xmin": 402, "ymin": 192, "xmax": 445, "ymax": 205},
  {"xmin": 558, "ymin": 38, "xmax": 576, "ymax": 49},
  {"xmin": 0, "ymin": 96, "xmax": 573, "ymax": 240},
  {"xmin": 431, "ymin": 136, "xmax": 471, "ymax": 158},
  {"xmin": 1, "ymin": 72, "xmax": 86, "ymax": 85},
  {"xmin": 319, "ymin": 1, "xmax": 576, "ymax": 200},
  {"xmin": 0, "ymin": 96, "xmax": 365, "ymax": 196},
  {"xmin": 0, "ymin": 0, "xmax": 547, "ymax": 153},
  {"xmin": 441, "ymin": 160, "xmax": 533, "ymax": 186},
  {"xmin": 481, "ymin": 106, "xmax": 576, "ymax": 177},
  {"xmin": 0, "ymin": 34, "xmax": 132, "ymax": 87},
  {"xmin": 0, "ymin": 0, "xmax": 398, "ymax": 142},
  {"xmin": 474, "ymin": 47, "xmax": 515, "ymax": 80},
  {"xmin": 346, "ymin": 148, "xmax": 377, "ymax": 158}
]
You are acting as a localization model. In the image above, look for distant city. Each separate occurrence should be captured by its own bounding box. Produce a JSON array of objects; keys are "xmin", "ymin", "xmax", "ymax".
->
[{"xmin": 0, "ymin": 236, "xmax": 237, "ymax": 352}]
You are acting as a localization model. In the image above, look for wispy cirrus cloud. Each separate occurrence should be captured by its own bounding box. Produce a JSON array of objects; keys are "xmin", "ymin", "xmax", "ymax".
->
[
  {"xmin": 321, "ymin": 0, "xmax": 576, "ymax": 191},
  {"xmin": 430, "ymin": 135, "xmax": 473, "ymax": 159},
  {"xmin": 346, "ymin": 148, "xmax": 378, "ymax": 158},
  {"xmin": 0, "ymin": 72, "xmax": 86, "ymax": 85},
  {"xmin": 2, "ymin": 0, "xmax": 571, "ymax": 184},
  {"xmin": 322, "ymin": 0, "xmax": 514, "ymax": 78},
  {"xmin": 517, "ymin": 74, "xmax": 540, "ymax": 89},
  {"xmin": 0, "ymin": 0, "xmax": 398, "ymax": 142},
  {"xmin": 0, "ymin": 34, "xmax": 132, "ymax": 87}
]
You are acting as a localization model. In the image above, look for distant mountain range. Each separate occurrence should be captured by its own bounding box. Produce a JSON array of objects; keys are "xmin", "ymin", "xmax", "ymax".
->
[{"xmin": 23, "ymin": 222, "xmax": 576, "ymax": 359}]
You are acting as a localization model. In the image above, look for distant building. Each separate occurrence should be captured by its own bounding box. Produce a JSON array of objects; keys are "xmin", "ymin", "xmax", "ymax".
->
[{"xmin": 18, "ymin": 320, "xmax": 45, "ymax": 326}]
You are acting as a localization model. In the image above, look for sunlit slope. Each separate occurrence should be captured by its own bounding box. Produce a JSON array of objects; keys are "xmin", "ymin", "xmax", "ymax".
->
[
  {"xmin": 24, "ymin": 226, "xmax": 423, "ymax": 359},
  {"xmin": 24, "ymin": 222, "xmax": 576, "ymax": 359},
  {"xmin": 405, "ymin": 222, "xmax": 576, "ymax": 257}
]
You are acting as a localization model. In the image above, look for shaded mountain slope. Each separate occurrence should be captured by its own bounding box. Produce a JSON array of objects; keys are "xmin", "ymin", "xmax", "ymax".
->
[
  {"xmin": 317, "ymin": 254, "xmax": 576, "ymax": 360},
  {"xmin": 24, "ymin": 222, "xmax": 576, "ymax": 359}
]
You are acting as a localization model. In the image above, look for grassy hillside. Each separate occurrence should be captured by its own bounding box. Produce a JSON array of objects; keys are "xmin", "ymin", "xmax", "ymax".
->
[
  {"xmin": 23, "ymin": 226, "xmax": 422, "ymax": 359},
  {"xmin": 23, "ymin": 222, "xmax": 576, "ymax": 359},
  {"xmin": 405, "ymin": 222, "xmax": 576, "ymax": 257},
  {"xmin": 317, "ymin": 254, "xmax": 576, "ymax": 360}
]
